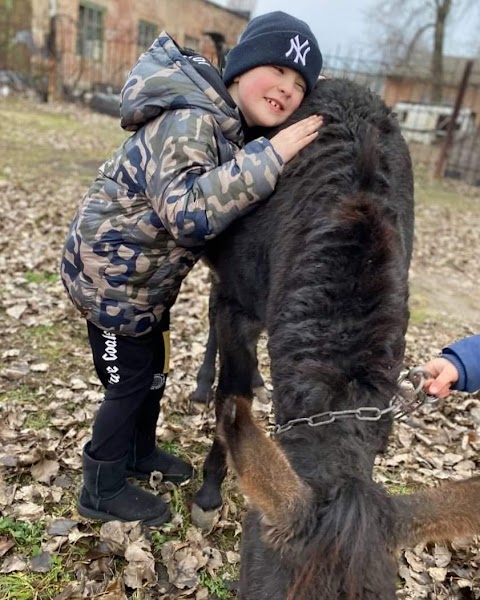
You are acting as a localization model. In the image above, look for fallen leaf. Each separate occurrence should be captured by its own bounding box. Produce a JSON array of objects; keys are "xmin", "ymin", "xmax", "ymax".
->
[
  {"xmin": 47, "ymin": 518, "xmax": 79, "ymax": 537},
  {"xmin": 13, "ymin": 502, "xmax": 44, "ymax": 519},
  {"xmin": 0, "ymin": 553, "xmax": 27, "ymax": 573},
  {"xmin": 0, "ymin": 537, "xmax": 15, "ymax": 557},
  {"xmin": 29, "ymin": 550, "xmax": 52, "ymax": 573},
  {"xmin": 30, "ymin": 363, "xmax": 49, "ymax": 372},
  {"xmin": 6, "ymin": 304, "xmax": 28, "ymax": 319},
  {"xmin": 124, "ymin": 541, "xmax": 156, "ymax": 588},
  {"xmin": 31, "ymin": 458, "xmax": 60, "ymax": 484}
]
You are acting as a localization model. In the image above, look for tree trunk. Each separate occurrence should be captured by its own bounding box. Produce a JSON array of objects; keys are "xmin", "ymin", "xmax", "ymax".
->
[{"xmin": 431, "ymin": 0, "xmax": 452, "ymax": 103}]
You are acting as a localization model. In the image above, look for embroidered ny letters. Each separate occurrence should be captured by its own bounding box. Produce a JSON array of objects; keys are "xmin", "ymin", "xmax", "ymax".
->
[{"xmin": 285, "ymin": 35, "xmax": 311, "ymax": 66}]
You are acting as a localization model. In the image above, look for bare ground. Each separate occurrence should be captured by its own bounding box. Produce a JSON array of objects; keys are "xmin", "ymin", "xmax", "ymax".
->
[{"xmin": 1, "ymin": 96, "xmax": 480, "ymax": 599}]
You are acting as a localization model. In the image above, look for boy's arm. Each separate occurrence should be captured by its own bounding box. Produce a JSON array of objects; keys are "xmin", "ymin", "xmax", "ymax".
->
[
  {"xmin": 441, "ymin": 334, "xmax": 480, "ymax": 392},
  {"xmin": 144, "ymin": 110, "xmax": 284, "ymax": 245}
]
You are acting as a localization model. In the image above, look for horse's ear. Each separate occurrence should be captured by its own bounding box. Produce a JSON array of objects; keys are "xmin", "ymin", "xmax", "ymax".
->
[
  {"xmin": 392, "ymin": 476, "xmax": 480, "ymax": 548},
  {"xmin": 219, "ymin": 396, "xmax": 313, "ymax": 545}
]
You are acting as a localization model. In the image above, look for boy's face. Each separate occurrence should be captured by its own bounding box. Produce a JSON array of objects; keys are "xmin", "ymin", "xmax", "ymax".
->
[{"xmin": 230, "ymin": 65, "xmax": 306, "ymax": 128}]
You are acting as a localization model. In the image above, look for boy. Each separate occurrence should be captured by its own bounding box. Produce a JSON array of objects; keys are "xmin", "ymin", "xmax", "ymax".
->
[
  {"xmin": 61, "ymin": 11, "xmax": 323, "ymax": 525},
  {"xmin": 423, "ymin": 334, "xmax": 480, "ymax": 397}
]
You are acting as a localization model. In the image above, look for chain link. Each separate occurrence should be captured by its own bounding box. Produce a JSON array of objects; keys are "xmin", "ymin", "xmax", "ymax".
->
[{"xmin": 272, "ymin": 366, "xmax": 437, "ymax": 436}]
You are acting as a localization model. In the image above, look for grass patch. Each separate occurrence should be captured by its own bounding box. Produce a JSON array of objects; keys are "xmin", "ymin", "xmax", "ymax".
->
[
  {"xmin": 48, "ymin": 495, "xmax": 79, "ymax": 520},
  {"xmin": 208, "ymin": 527, "xmax": 241, "ymax": 554},
  {"xmin": 414, "ymin": 165, "xmax": 480, "ymax": 211},
  {"xmin": 25, "ymin": 324, "xmax": 59, "ymax": 340},
  {"xmin": 385, "ymin": 482, "xmax": 415, "ymax": 495},
  {"xmin": 0, "ymin": 518, "xmax": 45, "ymax": 557},
  {"xmin": 169, "ymin": 487, "xmax": 191, "ymax": 535},
  {"xmin": 199, "ymin": 570, "xmax": 234, "ymax": 599},
  {"xmin": 160, "ymin": 440, "xmax": 183, "ymax": 456},
  {"xmin": 24, "ymin": 271, "xmax": 59, "ymax": 285},
  {"xmin": 22, "ymin": 324, "xmax": 66, "ymax": 363},
  {"xmin": 24, "ymin": 409, "xmax": 50, "ymax": 430},
  {"xmin": 0, "ymin": 556, "xmax": 72, "ymax": 600},
  {"xmin": 151, "ymin": 530, "xmax": 169, "ymax": 553},
  {"xmin": 0, "ymin": 98, "xmax": 126, "ymax": 186},
  {"xmin": 0, "ymin": 385, "xmax": 36, "ymax": 404},
  {"xmin": 23, "ymin": 323, "xmax": 90, "ymax": 366},
  {"xmin": 409, "ymin": 292, "xmax": 437, "ymax": 325}
]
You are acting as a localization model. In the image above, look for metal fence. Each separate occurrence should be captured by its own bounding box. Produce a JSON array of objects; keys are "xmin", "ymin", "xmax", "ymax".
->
[
  {"xmin": 1, "ymin": 11, "xmax": 479, "ymax": 185},
  {"xmin": 322, "ymin": 53, "xmax": 480, "ymax": 185}
]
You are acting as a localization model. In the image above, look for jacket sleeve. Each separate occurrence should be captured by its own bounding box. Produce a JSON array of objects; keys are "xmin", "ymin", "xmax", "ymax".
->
[
  {"xmin": 441, "ymin": 334, "xmax": 480, "ymax": 392},
  {"xmin": 143, "ymin": 109, "xmax": 284, "ymax": 246}
]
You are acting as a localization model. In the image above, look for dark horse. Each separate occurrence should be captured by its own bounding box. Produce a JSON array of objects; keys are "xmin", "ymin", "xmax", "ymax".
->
[{"xmin": 191, "ymin": 79, "xmax": 480, "ymax": 598}]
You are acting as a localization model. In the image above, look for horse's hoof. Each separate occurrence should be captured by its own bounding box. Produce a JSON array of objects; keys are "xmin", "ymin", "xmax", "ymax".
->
[
  {"xmin": 190, "ymin": 387, "xmax": 213, "ymax": 405},
  {"xmin": 253, "ymin": 385, "xmax": 270, "ymax": 405},
  {"xmin": 191, "ymin": 502, "xmax": 221, "ymax": 530}
]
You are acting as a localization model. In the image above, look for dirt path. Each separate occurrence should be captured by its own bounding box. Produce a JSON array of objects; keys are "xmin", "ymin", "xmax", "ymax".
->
[{"xmin": 411, "ymin": 270, "xmax": 480, "ymax": 330}]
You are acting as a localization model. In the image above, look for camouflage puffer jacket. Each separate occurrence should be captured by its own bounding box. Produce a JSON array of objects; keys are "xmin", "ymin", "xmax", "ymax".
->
[{"xmin": 61, "ymin": 33, "xmax": 284, "ymax": 336}]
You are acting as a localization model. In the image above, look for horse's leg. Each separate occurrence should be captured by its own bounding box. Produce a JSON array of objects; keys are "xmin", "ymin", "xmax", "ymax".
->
[
  {"xmin": 191, "ymin": 281, "xmax": 218, "ymax": 404},
  {"xmin": 191, "ymin": 280, "xmax": 266, "ymax": 405},
  {"xmin": 191, "ymin": 299, "xmax": 261, "ymax": 528}
]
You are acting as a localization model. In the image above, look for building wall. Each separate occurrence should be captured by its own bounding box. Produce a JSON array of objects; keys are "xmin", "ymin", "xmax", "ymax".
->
[
  {"xmin": 3, "ymin": 0, "xmax": 248, "ymax": 93},
  {"xmin": 0, "ymin": 0, "xmax": 33, "ymax": 70},
  {"xmin": 49, "ymin": 0, "xmax": 246, "ymax": 46},
  {"xmin": 153, "ymin": 0, "xmax": 245, "ymax": 48},
  {"xmin": 384, "ymin": 78, "xmax": 480, "ymax": 126}
]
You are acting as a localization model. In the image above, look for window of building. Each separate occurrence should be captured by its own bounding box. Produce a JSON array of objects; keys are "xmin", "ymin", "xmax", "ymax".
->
[
  {"xmin": 77, "ymin": 3, "xmax": 104, "ymax": 60},
  {"xmin": 138, "ymin": 20, "xmax": 158, "ymax": 54}
]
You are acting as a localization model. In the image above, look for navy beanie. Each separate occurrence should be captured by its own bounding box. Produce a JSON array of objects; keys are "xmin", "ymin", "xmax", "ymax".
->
[{"xmin": 223, "ymin": 11, "xmax": 322, "ymax": 95}]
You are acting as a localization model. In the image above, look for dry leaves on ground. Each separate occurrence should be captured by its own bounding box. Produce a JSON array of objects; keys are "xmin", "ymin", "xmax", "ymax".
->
[{"xmin": 1, "ymin": 96, "xmax": 480, "ymax": 599}]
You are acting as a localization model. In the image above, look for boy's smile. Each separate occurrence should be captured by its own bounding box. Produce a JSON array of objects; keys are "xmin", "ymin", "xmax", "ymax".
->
[
  {"xmin": 228, "ymin": 65, "xmax": 306, "ymax": 128},
  {"xmin": 266, "ymin": 97, "xmax": 284, "ymax": 112}
]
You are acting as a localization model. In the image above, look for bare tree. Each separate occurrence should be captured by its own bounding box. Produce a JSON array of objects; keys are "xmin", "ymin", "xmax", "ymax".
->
[
  {"xmin": 431, "ymin": 0, "xmax": 452, "ymax": 101},
  {"xmin": 365, "ymin": 0, "xmax": 475, "ymax": 102}
]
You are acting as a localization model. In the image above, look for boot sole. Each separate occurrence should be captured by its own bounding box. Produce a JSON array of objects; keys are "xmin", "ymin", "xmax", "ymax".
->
[{"xmin": 77, "ymin": 502, "xmax": 171, "ymax": 526}]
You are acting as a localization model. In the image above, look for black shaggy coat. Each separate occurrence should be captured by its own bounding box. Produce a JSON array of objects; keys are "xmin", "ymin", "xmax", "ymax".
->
[{"xmin": 193, "ymin": 78, "xmax": 414, "ymax": 599}]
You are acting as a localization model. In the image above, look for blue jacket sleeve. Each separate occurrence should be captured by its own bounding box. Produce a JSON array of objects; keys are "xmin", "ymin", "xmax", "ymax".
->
[{"xmin": 441, "ymin": 334, "xmax": 480, "ymax": 392}]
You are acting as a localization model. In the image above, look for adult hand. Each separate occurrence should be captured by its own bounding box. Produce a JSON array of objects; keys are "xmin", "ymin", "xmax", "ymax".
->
[
  {"xmin": 423, "ymin": 357, "xmax": 459, "ymax": 398},
  {"xmin": 270, "ymin": 115, "xmax": 323, "ymax": 164}
]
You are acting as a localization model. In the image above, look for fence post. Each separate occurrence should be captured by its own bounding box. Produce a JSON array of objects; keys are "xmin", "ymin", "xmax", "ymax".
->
[{"xmin": 434, "ymin": 59, "xmax": 474, "ymax": 178}]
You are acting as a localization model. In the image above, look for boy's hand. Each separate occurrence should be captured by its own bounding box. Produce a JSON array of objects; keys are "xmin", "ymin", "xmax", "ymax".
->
[
  {"xmin": 422, "ymin": 357, "xmax": 459, "ymax": 398},
  {"xmin": 270, "ymin": 115, "xmax": 323, "ymax": 164}
]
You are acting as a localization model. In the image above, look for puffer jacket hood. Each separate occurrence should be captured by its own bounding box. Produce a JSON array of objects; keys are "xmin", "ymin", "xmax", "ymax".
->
[{"xmin": 120, "ymin": 32, "xmax": 239, "ymax": 138}]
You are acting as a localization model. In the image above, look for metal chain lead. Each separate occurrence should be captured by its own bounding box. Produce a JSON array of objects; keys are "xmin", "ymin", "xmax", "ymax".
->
[{"xmin": 273, "ymin": 366, "xmax": 437, "ymax": 436}]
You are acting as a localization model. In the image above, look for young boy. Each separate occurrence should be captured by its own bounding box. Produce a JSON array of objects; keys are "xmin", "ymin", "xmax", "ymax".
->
[
  {"xmin": 423, "ymin": 334, "xmax": 480, "ymax": 397},
  {"xmin": 61, "ymin": 11, "xmax": 323, "ymax": 525}
]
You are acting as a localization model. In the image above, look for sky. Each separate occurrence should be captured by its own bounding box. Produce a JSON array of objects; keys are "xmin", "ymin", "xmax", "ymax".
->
[{"xmin": 215, "ymin": 0, "xmax": 480, "ymax": 60}]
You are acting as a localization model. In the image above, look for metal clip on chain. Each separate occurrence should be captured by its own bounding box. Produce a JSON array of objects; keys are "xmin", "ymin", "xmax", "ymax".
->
[{"xmin": 392, "ymin": 366, "xmax": 438, "ymax": 419}]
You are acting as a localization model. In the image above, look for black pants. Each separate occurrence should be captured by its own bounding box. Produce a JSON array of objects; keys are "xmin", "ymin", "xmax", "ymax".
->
[{"xmin": 86, "ymin": 312, "xmax": 170, "ymax": 462}]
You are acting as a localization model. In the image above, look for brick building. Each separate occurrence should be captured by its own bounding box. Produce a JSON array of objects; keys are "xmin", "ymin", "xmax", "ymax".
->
[
  {"xmin": 383, "ymin": 56, "xmax": 480, "ymax": 126},
  {"xmin": 0, "ymin": 0, "xmax": 249, "ymax": 95}
]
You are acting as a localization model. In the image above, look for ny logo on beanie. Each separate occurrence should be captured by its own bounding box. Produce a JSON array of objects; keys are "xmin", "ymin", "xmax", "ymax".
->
[{"xmin": 285, "ymin": 35, "xmax": 311, "ymax": 66}]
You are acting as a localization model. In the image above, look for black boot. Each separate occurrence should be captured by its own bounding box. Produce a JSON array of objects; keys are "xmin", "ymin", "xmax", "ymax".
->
[
  {"xmin": 128, "ymin": 393, "xmax": 194, "ymax": 485},
  {"xmin": 78, "ymin": 443, "xmax": 171, "ymax": 526},
  {"xmin": 127, "ymin": 446, "xmax": 194, "ymax": 485}
]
